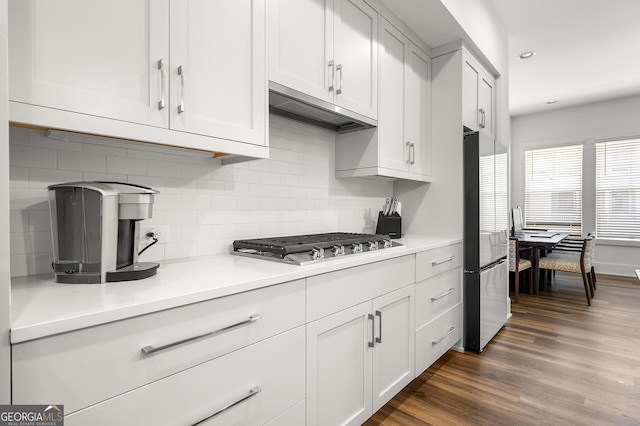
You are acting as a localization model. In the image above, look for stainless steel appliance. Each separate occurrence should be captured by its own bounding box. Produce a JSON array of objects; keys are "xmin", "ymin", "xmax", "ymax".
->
[
  {"xmin": 48, "ymin": 181, "xmax": 160, "ymax": 283},
  {"xmin": 463, "ymin": 130, "xmax": 509, "ymax": 353},
  {"xmin": 232, "ymin": 232, "xmax": 403, "ymax": 266},
  {"xmin": 269, "ymin": 81, "xmax": 376, "ymax": 133}
]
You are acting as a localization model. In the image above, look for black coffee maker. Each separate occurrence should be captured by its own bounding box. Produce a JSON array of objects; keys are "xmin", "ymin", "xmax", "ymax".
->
[{"xmin": 48, "ymin": 182, "xmax": 159, "ymax": 284}]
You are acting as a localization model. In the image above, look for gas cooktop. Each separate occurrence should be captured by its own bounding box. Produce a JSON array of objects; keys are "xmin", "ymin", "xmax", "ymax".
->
[{"xmin": 232, "ymin": 232, "xmax": 403, "ymax": 266}]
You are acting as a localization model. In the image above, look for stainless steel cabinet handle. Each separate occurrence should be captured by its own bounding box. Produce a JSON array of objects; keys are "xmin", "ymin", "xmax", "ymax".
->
[
  {"xmin": 141, "ymin": 314, "xmax": 261, "ymax": 355},
  {"xmin": 368, "ymin": 313, "xmax": 375, "ymax": 348},
  {"xmin": 157, "ymin": 59, "xmax": 166, "ymax": 110},
  {"xmin": 178, "ymin": 65, "xmax": 185, "ymax": 114},
  {"xmin": 406, "ymin": 141, "xmax": 412, "ymax": 165},
  {"xmin": 479, "ymin": 108, "xmax": 485, "ymax": 128},
  {"xmin": 432, "ymin": 326, "xmax": 455, "ymax": 346},
  {"xmin": 336, "ymin": 64, "xmax": 343, "ymax": 95},
  {"xmin": 431, "ymin": 288, "xmax": 454, "ymax": 302},
  {"xmin": 191, "ymin": 386, "xmax": 261, "ymax": 426},
  {"xmin": 410, "ymin": 142, "xmax": 415, "ymax": 165},
  {"xmin": 375, "ymin": 310, "xmax": 382, "ymax": 344},
  {"xmin": 328, "ymin": 60, "xmax": 335, "ymax": 92},
  {"xmin": 432, "ymin": 255, "xmax": 455, "ymax": 266}
]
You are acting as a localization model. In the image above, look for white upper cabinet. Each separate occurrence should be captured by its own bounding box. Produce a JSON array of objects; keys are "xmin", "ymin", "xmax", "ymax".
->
[
  {"xmin": 8, "ymin": 0, "xmax": 267, "ymax": 156},
  {"xmin": 336, "ymin": 18, "xmax": 431, "ymax": 182},
  {"xmin": 462, "ymin": 52, "xmax": 495, "ymax": 139},
  {"xmin": 170, "ymin": 0, "xmax": 266, "ymax": 145},
  {"xmin": 268, "ymin": 0, "xmax": 333, "ymax": 103},
  {"xmin": 333, "ymin": 0, "xmax": 378, "ymax": 119},
  {"xmin": 269, "ymin": 0, "xmax": 377, "ymax": 120},
  {"xmin": 9, "ymin": 0, "xmax": 170, "ymax": 128}
]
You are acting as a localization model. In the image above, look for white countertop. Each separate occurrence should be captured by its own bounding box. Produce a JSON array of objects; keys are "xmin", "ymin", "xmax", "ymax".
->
[{"xmin": 10, "ymin": 235, "xmax": 460, "ymax": 344}]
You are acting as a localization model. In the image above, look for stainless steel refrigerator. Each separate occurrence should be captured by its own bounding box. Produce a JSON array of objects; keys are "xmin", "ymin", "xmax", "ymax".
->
[{"xmin": 463, "ymin": 130, "xmax": 509, "ymax": 353}]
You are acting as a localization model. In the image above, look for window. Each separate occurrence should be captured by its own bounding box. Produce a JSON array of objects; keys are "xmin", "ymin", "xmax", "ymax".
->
[
  {"xmin": 595, "ymin": 138, "xmax": 640, "ymax": 240},
  {"xmin": 524, "ymin": 144, "xmax": 582, "ymax": 233}
]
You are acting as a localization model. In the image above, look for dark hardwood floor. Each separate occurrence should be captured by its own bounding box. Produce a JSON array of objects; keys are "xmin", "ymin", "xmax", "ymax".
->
[{"xmin": 365, "ymin": 272, "xmax": 640, "ymax": 425}]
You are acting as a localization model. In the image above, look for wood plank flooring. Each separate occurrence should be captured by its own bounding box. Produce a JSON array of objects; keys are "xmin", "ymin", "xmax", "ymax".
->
[{"xmin": 365, "ymin": 272, "xmax": 640, "ymax": 425}]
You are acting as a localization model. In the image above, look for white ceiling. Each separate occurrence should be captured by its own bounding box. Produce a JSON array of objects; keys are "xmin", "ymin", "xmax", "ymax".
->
[
  {"xmin": 382, "ymin": 0, "xmax": 640, "ymax": 117},
  {"xmin": 484, "ymin": 0, "xmax": 640, "ymax": 116}
]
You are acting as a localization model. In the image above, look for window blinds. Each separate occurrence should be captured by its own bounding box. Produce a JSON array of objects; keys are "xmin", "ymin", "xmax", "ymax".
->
[
  {"xmin": 524, "ymin": 144, "xmax": 582, "ymax": 233},
  {"xmin": 595, "ymin": 138, "xmax": 640, "ymax": 240}
]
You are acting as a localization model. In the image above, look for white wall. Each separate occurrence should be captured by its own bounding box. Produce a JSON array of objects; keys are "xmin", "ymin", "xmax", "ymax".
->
[
  {"xmin": 9, "ymin": 115, "xmax": 392, "ymax": 277},
  {"xmin": 511, "ymin": 94, "xmax": 640, "ymax": 277},
  {"xmin": 0, "ymin": 0, "xmax": 10, "ymax": 404}
]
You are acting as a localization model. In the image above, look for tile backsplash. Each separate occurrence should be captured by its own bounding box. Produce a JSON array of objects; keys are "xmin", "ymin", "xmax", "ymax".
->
[{"xmin": 9, "ymin": 115, "xmax": 392, "ymax": 277}]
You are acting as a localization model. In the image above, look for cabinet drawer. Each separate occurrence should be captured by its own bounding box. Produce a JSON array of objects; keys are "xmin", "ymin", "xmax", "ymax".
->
[
  {"xmin": 415, "ymin": 267, "xmax": 462, "ymax": 328},
  {"xmin": 65, "ymin": 326, "xmax": 306, "ymax": 426},
  {"xmin": 415, "ymin": 303, "xmax": 462, "ymax": 375},
  {"xmin": 306, "ymin": 255, "xmax": 415, "ymax": 322},
  {"xmin": 415, "ymin": 243, "xmax": 462, "ymax": 281},
  {"xmin": 12, "ymin": 280, "xmax": 305, "ymax": 414}
]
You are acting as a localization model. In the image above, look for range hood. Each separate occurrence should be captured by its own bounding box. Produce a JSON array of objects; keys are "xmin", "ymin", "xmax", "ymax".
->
[{"xmin": 269, "ymin": 81, "xmax": 377, "ymax": 133}]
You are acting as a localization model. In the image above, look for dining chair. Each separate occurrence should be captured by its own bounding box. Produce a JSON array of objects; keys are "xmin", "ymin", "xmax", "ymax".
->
[
  {"xmin": 509, "ymin": 237, "xmax": 532, "ymax": 303},
  {"xmin": 547, "ymin": 232, "xmax": 597, "ymax": 292},
  {"xmin": 538, "ymin": 237, "xmax": 594, "ymax": 305}
]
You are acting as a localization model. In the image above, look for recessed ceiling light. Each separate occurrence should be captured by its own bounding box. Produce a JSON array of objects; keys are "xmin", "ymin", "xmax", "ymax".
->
[
  {"xmin": 547, "ymin": 100, "xmax": 558, "ymax": 104},
  {"xmin": 519, "ymin": 51, "xmax": 536, "ymax": 59}
]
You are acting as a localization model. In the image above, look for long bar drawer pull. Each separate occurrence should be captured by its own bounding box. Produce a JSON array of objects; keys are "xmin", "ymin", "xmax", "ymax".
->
[
  {"xmin": 141, "ymin": 314, "xmax": 262, "ymax": 355},
  {"xmin": 432, "ymin": 256, "xmax": 455, "ymax": 266},
  {"xmin": 431, "ymin": 288, "xmax": 454, "ymax": 302},
  {"xmin": 192, "ymin": 386, "xmax": 261, "ymax": 426},
  {"xmin": 432, "ymin": 326, "xmax": 455, "ymax": 346}
]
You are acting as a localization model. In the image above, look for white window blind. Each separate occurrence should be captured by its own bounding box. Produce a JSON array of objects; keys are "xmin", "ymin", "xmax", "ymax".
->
[
  {"xmin": 595, "ymin": 138, "xmax": 640, "ymax": 240},
  {"xmin": 524, "ymin": 144, "xmax": 582, "ymax": 233}
]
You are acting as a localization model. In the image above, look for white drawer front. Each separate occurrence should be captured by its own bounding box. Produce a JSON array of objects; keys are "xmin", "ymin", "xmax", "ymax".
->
[
  {"xmin": 415, "ymin": 267, "xmax": 462, "ymax": 329},
  {"xmin": 12, "ymin": 280, "xmax": 305, "ymax": 414},
  {"xmin": 264, "ymin": 400, "xmax": 305, "ymax": 426},
  {"xmin": 65, "ymin": 326, "xmax": 306, "ymax": 426},
  {"xmin": 307, "ymin": 255, "xmax": 415, "ymax": 322},
  {"xmin": 415, "ymin": 243, "xmax": 463, "ymax": 282},
  {"xmin": 415, "ymin": 303, "xmax": 462, "ymax": 375}
]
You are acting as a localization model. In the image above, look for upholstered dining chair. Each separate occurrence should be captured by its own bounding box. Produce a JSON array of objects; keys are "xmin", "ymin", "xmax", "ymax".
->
[
  {"xmin": 547, "ymin": 232, "xmax": 597, "ymax": 292},
  {"xmin": 538, "ymin": 237, "xmax": 594, "ymax": 305},
  {"xmin": 509, "ymin": 237, "xmax": 532, "ymax": 303}
]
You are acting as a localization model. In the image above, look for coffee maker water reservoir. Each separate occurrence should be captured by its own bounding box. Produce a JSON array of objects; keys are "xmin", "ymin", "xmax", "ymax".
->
[{"xmin": 48, "ymin": 182, "xmax": 160, "ymax": 283}]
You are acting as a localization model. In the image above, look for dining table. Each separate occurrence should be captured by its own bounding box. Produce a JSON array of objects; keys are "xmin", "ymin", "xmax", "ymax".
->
[{"xmin": 516, "ymin": 232, "xmax": 570, "ymax": 295}]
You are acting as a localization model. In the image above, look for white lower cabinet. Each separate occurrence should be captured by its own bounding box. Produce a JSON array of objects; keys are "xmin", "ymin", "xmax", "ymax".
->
[
  {"xmin": 414, "ymin": 243, "xmax": 463, "ymax": 376},
  {"xmin": 306, "ymin": 284, "xmax": 414, "ymax": 426},
  {"xmin": 415, "ymin": 303, "xmax": 462, "ymax": 373},
  {"xmin": 12, "ymin": 280, "xmax": 305, "ymax": 418},
  {"xmin": 65, "ymin": 326, "xmax": 306, "ymax": 426}
]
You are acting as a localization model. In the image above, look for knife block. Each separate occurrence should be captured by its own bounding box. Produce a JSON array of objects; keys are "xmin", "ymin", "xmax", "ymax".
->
[{"xmin": 375, "ymin": 211, "xmax": 401, "ymax": 239}]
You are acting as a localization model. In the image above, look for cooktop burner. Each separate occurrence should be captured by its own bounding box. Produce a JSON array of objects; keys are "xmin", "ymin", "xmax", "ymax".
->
[{"xmin": 232, "ymin": 232, "xmax": 403, "ymax": 266}]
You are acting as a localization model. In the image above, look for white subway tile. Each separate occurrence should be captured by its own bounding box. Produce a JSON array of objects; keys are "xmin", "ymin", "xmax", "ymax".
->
[
  {"xmin": 10, "ymin": 167, "xmax": 29, "ymax": 189},
  {"xmin": 147, "ymin": 159, "xmax": 182, "ymax": 178},
  {"xmin": 58, "ymin": 150, "xmax": 106, "ymax": 172},
  {"xmin": 181, "ymin": 163, "xmax": 213, "ymax": 180},
  {"xmin": 197, "ymin": 180, "xmax": 226, "ymax": 195},
  {"xmin": 29, "ymin": 168, "xmax": 83, "ymax": 190},
  {"xmin": 107, "ymin": 155, "xmax": 146, "ymax": 175},
  {"xmin": 10, "ymin": 144, "xmax": 57, "ymax": 169}
]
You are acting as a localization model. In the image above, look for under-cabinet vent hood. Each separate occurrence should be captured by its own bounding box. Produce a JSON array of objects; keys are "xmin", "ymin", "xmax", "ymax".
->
[{"xmin": 269, "ymin": 81, "xmax": 377, "ymax": 133}]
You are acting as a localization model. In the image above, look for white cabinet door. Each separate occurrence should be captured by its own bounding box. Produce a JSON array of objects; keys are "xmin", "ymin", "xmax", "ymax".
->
[
  {"xmin": 462, "ymin": 57, "xmax": 480, "ymax": 132},
  {"xmin": 462, "ymin": 53, "xmax": 495, "ymax": 139},
  {"xmin": 268, "ymin": 0, "xmax": 333, "ymax": 103},
  {"xmin": 9, "ymin": 0, "xmax": 170, "ymax": 128},
  {"xmin": 405, "ymin": 42, "xmax": 432, "ymax": 177},
  {"xmin": 170, "ymin": 0, "xmax": 266, "ymax": 146},
  {"xmin": 478, "ymin": 72, "xmax": 495, "ymax": 139},
  {"xmin": 306, "ymin": 301, "xmax": 373, "ymax": 426},
  {"xmin": 333, "ymin": 0, "xmax": 377, "ymax": 119},
  {"xmin": 372, "ymin": 285, "xmax": 415, "ymax": 412},
  {"xmin": 378, "ymin": 18, "xmax": 408, "ymax": 173}
]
